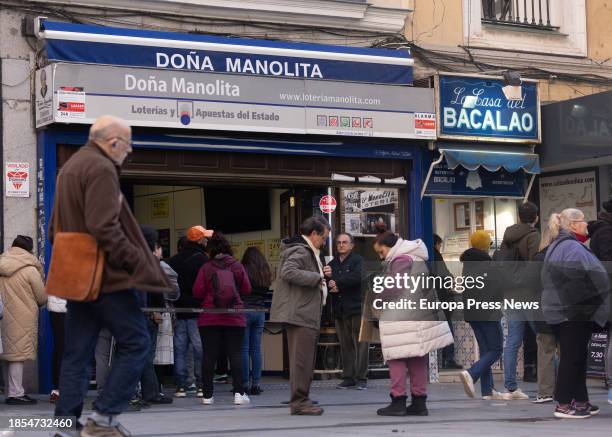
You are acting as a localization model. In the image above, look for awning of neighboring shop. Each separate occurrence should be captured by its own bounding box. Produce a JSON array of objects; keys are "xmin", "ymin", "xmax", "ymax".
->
[
  {"xmin": 421, "ymin": 147, "xmax": 540, "ymax": 200},
  {"xmin": 540, "ymin": 90, "xmax": 612, "ymax": 172}
]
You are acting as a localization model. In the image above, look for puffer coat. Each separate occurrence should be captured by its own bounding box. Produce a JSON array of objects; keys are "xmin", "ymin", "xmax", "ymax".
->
[
  {"xmin": 0, "ymin": 247, "xmax": 46, "ymax": 361},
  {"xmin": 378, "ymin": 239, "xmax": 453, "ymax": 362}
]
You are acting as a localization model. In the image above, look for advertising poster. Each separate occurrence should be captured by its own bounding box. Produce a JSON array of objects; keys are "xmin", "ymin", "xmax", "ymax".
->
[
  {"xmin": 342, "ymin": 188, "xmax": 398, "ymax": 236},
  {"xmin": 267, "ymin": 238, "xmax": 281, "ymax": 262},
  {"xmin": 230, "ymin": 241, "xmax": 243, "ymax": 260},
  {"xmin": 244, "ymin": 240, "xmax": 265, "ymax": 255},
  {"xmin": 5, "ymin": 162, "xmax": 30, "ymax": 198},
  {"xmin": 151, "ymin": 196, "xmax": 170, "ymax": 219},
  {"xmin": 539, "ymin": 170, "xmax": 598, "ymax": 224}
]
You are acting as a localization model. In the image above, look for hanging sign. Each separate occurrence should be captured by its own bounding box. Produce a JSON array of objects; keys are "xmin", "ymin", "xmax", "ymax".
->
[
  {"xmin": 437, "ymin": 74, "xmax": 540, "ymax": 143},
  {"xmin": 5, "ymin": 162, "xmax": 30, "ymax": 198}
]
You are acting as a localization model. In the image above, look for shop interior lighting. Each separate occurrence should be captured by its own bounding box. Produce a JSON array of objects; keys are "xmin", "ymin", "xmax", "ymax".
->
[
  {"xmin": 331, "ymin": 173, "xmax": 356, "ymax": 182},
  {"xmin": 357, "ymin": 175, "xmax": 382, "ymax": 184},
  {"xmin": 384, "ymin": 177, "xmax": 407, "ymax": 185}
]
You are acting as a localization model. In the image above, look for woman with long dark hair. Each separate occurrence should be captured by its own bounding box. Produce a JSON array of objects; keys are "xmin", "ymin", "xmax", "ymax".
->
[
  {"xmin": 193, "ymin": 232, "xmax": 252, "ymax": 405},
  {"xmin": 241, "ymin": 247, "xmax": 272, "ymax": 395}
]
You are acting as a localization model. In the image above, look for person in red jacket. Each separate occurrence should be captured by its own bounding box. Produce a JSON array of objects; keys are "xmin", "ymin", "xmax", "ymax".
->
[{"xmin": 193, "ymin": 232, "xmax": 251, "ymax": 405}]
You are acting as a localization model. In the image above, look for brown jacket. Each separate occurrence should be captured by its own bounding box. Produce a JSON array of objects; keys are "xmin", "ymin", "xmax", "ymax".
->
[
  {"xmin": 0, "ymin": 247, "xmax": 46, "ymax": 361},
  {"xmin": 49, "ymin": 142, "xmax": 171, "ymax": 294}
]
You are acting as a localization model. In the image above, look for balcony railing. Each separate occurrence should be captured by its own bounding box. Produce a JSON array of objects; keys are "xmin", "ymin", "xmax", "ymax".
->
[{"xmin": 481, "ymin": 0, "xmax": 557, "ymax": 31}]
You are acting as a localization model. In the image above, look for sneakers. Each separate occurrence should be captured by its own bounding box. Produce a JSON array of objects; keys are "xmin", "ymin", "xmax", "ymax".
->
[
  {"xmin": 575, "ymin": 402, "xmax": 599, "ymax": 416},
  {"xmin": 202, "ymin": 396, "xmax": 214, "ymax": 405},
  {"xmin": 5, "ymin": 395, "xmax": 37, "ymax": 405},
  {"xmin": 234, "ymin": 392, "xmax": 250, "ymax": 405},
  {"xmin": 502, "ymin": 388, "xmax": 529, "ymax": 400},
  {"xmin": 185, "ymin": 384, "xmax": 197, "ymax": 395},
  {"xmin": 459, "ymin": 371, "xmax": 475, "ymax": 398},
  {"xmin": 50, "ymin": 390, "xmax": 60, "ymax": 403},
  {"xmin": 174, "ymin": 388, "xmax": 187, "ymax": 398},
  {"xmin": 214, "ymin": 374, "xmax": 229, "ymax": 383},
  {"xmin": 196, "ymin": 388, "xmax": 204, "ymax": 398},
  {"xmin": 532, "ymin": 396, "xmax": 554, "ymax": 404},
  {"xmin": 553, "ymin": 404, "xmax": 590, "ymax": 419},
  {"xmin": 80, "ymin": 418, "xmax": 131, "ymax": 437},
  {"xmin": 482, "ymin": 390, "xmax": 504, "ymax": 401},
  {"xmin": 146, "ymin": 395, "xmax": 173, "ymax": 405},
  {"xmin": 354, "ymin": 380, "xmax": 368, "ymax": 390},
  {"xmin": 336, "ymin": 379, "xmax": 356, "ymax": 389}
]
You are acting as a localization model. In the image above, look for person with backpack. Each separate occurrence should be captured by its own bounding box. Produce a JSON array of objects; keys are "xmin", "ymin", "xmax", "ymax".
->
[
  {"xmin": 168, "ymin": 226, "xmax": 212, "ymax": 398},
  {"xmin": 459, "ymin": 231, "xmax": 504, "ymax": 401},
  {"xmin": 495, "ymin": 202, "xmax": 540, "ymax": 401},
  {"xmin": 542, "ymin": 208, "xmax": 609, "ymax": 419},
  {"xmin": 193, "ymin": 232, "xmax": 252, "ymax": 405},
  {"xmin": 586, "ymin": 201, "xmax": 612, "ymax": 406},
  {"xmin": 240, "ymin": 247, "xmax": 272, "ymax": 396}
]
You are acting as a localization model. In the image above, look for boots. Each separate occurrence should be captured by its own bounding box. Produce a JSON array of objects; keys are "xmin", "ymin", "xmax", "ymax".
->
[
  {"xmin": 377, "ymin": 394, "xmax": 408, "ymax": 416},
  {"xmin": 406, "ymin": 395, "xmax": 428, "ymax": 416}
]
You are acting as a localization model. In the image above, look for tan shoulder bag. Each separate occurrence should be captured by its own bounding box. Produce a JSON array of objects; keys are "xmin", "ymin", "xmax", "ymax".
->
[{"xmin": 45, "ymin": 176, "xmax": 105, "ymax": 301}]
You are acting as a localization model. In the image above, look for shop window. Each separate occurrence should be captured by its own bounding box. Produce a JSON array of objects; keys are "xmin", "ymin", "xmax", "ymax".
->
[{"xmin": 433, "ymin": 197, "xmax": 521, "ymax": 274}]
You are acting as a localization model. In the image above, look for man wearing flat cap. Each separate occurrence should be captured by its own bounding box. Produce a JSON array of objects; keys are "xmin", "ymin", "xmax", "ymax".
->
[{"xmin": 168, "ymin": 225, "xmax": 213, "ymax": 397}]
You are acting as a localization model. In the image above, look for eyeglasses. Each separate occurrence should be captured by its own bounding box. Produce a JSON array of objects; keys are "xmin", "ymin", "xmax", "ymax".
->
[{"xmin": 115, "ymin": 137, "xmax": 132, "ymax": 148}]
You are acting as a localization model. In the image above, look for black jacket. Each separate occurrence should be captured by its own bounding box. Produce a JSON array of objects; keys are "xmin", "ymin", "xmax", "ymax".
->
[
  {"xmin": 168, "ymin": 242, "xmax": 208, "ymax": 319},
  {"xmin": 242, "ymin": 285, "xmax": 271, "ymax": 307},
  {"xmin": 327, "ymin": 252, "xmax": 364, "ymax": 318},
  {"xmin": 431, "ymin": 248, "xmax": 454, "ymax": 303},
  {"xmin": 460, "ymin": 248, "xmax": 501, "ymax": 321},
  {"xmin": 523, "ymin": 248, "xmax": 553, "ymax": 334}
]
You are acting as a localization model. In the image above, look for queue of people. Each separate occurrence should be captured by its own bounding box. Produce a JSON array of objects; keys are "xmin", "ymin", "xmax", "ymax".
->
[{"xmin": 0, "ymin": 115, "xmax": 610, "ymax": 436}]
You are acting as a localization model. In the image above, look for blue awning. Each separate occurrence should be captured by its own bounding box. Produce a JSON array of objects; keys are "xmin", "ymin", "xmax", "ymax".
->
[{"xmin": 442, "ymin": 148, "xmax": 541, "ymax": 174}]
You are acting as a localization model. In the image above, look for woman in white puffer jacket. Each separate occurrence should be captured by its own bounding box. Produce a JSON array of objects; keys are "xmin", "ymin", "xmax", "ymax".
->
[
  {"xmin": 47, "ymin": 295, "xmax": 66, "ymax": 402},
  {"xmin": 373, "ymin": 231, "xmax": 453, "ymax": 417}
]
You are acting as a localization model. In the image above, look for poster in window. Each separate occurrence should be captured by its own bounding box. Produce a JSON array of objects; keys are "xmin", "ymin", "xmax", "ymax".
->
[
  {"xmin": 267, "ymin": 238, "xmax": 281, "ymax": 262},
  {"xmin": 453, "ymin": 201, "xmax": 484, "ymax": 231},
  {"xmin": 539, "ymin": 169, "xmax": 598, "ymax": 225},
  {"xmin": 341, "ymin": 188, "xmax": 398, "ymax": 236},
  {"xmin": 151, "ymin": 196, "xmax": 170, "ymax": 219}
]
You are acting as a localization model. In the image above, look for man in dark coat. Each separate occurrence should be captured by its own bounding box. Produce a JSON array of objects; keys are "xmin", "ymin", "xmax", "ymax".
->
[
  {"xmin": 323, "ymin": 233, "xmax": 367, "ymax": 390},
  {"xmin": 168, "ymin": 225, "xmax": 212, "ymax": 398},
  {"xmin": 52, "ymin": 116, "xmax": 172, "ymax": 435},
  {"xmin": 499, "ymin": 201, "xmax": 540, "ymax": 401}
]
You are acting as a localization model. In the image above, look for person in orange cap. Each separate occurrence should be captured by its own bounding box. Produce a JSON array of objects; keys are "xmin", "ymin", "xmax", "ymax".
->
[{"xmin": 167, "ymin": 225, "xmax": 213, "ymax": 398}]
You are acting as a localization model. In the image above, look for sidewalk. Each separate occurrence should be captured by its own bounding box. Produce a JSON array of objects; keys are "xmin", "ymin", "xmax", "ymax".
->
[{"xmin": 1, "ymin": 379, "xmax": 611, "ymax": 436}]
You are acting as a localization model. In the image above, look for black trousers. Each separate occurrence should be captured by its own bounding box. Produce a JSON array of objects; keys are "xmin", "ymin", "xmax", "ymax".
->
[
  {"xmin": 553, "ymin": 321, "xmax": 591, "ymax": 404},
  {"xmin": 200, "ymin": 326, "xmax": 244, "ymax": 397},
  {"xmin": 50, "ymin": 311, "xmax": 66, "ymax": 390}
]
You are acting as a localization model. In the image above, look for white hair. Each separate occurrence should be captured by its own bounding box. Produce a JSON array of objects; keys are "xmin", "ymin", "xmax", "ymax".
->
[{"xmin": 548, "ymin": 208, "xmax": 584, "ymax": 240}]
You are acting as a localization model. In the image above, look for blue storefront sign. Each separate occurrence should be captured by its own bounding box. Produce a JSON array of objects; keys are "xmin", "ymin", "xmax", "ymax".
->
[
  {"xmin": 39, "ymin": 20, "xmax": 413, "ymax": 85},
  {"xmin": 425, "ymin": 162, "xmax": 526, "ymax": 198},
  {"xmin": 437, "ymin": 74, "xmax": 540, "ymax": 143}
]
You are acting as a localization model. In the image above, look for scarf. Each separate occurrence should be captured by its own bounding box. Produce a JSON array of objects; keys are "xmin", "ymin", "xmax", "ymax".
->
[{"xmin": 302, "ymin": 235, "xmax": 328, "ymax": 305}]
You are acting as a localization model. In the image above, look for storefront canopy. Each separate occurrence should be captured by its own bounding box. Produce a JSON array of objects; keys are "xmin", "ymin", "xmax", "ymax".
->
[
  {"xmin": 442, "ymin": 148, "xmax": 541, "ymax": 174},
  {"xmin": 422, "ymin": 148, "xmax": 540, "ymax": 199}
]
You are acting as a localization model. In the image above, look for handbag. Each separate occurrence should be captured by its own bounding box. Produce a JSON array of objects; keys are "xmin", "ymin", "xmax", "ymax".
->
[{"xmin": 45, "ymin": 175, "xmax": 105, "ymax": 301}]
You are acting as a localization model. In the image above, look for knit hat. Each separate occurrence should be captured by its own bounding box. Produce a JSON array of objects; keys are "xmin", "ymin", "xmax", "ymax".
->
[
  {"xmin": 470, "ymin": 230, "xmax": 491, "ymax": 251},
  {"xmin": 602, "ymin": 201, "xmax": 612, "ymax": 213},
  {"xmin": 140, "ymin": 225, "xmax": 158, "ymax": 252},
  {"xmin": 187, "ymin": 225, "xmax": 214, "ymax": 242}
]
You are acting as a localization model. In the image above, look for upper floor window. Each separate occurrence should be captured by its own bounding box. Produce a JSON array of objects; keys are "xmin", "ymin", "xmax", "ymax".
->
[{"xmin": 481, "ymin": 0, "xmax": 558, "ymax": 31}]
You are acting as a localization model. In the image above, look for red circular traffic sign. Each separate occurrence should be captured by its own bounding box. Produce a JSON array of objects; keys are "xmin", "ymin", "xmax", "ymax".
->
[{"xmin": 319, "ymin": 195, "xmax": 337, "ymax": 213}]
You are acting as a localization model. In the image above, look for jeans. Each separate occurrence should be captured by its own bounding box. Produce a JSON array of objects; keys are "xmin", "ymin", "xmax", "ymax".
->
[
  {"xmin": 95, "ymin": 329, "xmax": 113, "ymax": 394},
  {"xmin": 468, "ymin": 321, "xmax": 503, "ymax": 397},
  {"xmin": 55, "ymin": 290, "xmax": 149, "ymax": 419},
  {"xmin": 242, "ymin": 312, "xmax": 265, "ymax": 388},
  {"xmin": 503, "ymin": 319, "xmax": 536, "ymax": 391},
  {"xmin": 200, "ymin": 326, "xmax": 245, "ymax": 397},
  {"xmin": 140, "ymin": 319, "xmax": 160, "ymax": 401},
  {"xmin": 173, "ymin": 318, "xmax": 203, "ymax": 389}
]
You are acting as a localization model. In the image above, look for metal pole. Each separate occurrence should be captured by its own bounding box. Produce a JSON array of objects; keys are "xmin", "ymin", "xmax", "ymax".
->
[
  {"xmin": 327, "ymin": 186, "xmax": 333, "ymax": 258},
  {"xmin": 420, "ymin": 153, "xmax": 445, "ymax": 200}
]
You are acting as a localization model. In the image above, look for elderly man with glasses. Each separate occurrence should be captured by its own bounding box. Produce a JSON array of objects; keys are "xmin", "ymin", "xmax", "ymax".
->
[{"xmin": 323, "ymin": 233, "xmax": 367, "ymax": 390}]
